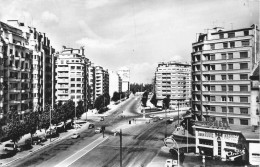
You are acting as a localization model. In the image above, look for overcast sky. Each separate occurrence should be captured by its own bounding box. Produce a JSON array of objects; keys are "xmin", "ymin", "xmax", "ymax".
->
[{"xmin": 0, "ymin": 0, "xmax": 259, "ymax": 83}]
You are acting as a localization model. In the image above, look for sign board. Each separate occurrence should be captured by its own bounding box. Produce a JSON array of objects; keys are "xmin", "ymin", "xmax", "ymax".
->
[{"xmin": 164, "ymin": 137, "xmax": 177, "ymax": 148}]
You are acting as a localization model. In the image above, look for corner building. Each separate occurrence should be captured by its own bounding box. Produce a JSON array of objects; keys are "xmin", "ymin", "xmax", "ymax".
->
[{"xmin": 191, "ymin": 24, "xmax": 259, "ymax": 126}]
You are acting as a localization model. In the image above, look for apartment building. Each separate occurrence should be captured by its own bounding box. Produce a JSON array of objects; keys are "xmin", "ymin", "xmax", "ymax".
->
[
  {"xmin": 55, "ymin": 47, "xmax": 89, "ymax": 106},
  {"xmin": 117, "ymin": 67, "xmax": 130, "ymax": 92},
  {"xmin": 0, "ymin": 21, "xmax": 33, "ymax": 120},
  {"xmin": 155, "ymin": 61, "xmax": 191, "ymax": 109},
  {"xmin": 108, "ymin": 70, "xmax": 121, "ymax": 97},
  {"xmin": 191, "ymin": 24, "xmax": 259, "ymax": 126}
]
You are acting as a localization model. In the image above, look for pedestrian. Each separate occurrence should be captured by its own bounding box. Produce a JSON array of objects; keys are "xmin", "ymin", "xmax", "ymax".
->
[{"xmin": 180, "ymin": 152, "xmax": 185, "ymax": 165}]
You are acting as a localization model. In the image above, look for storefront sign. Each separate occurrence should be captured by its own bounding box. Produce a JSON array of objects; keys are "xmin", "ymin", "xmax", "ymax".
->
[
  {"xmin": 226, "ymin": 148, "xmax": 245, "ymax": 161},
  {"xmin": 223, "ymin": 133, "xmax": 239, "ymax": 143},
  {"xmin": 198, "ymin": 131, "xmax": 214, "ymax": 139}
]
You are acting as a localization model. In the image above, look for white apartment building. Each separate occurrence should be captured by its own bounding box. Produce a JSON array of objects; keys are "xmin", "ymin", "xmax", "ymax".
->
[
  {"xmin": 108, "ymin": 70, "xmax": 121, "ymax": 97},
  {"xmin": 155, "ymin": 61, "xmax": 191, "ymax": 109},
  {"xmin": 117, "ymin": 67, "xmax": 130, "ymax": 92},
  {"xmin": 191, "ymin": 24, "xmax": 259, "ymax": 126},
  {"xmin": 55, "ymin": 47, "xmax": 88, "ymax": 105}
]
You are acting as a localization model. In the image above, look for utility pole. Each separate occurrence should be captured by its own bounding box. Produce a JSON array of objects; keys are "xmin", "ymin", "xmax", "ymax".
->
[
  {"xmin": 120, "ymin": 129, "xmax": 122, "ymax": 167},
  {"xmin": 178, "ymin": 101, "xmax": 180, "ymax": 125}
]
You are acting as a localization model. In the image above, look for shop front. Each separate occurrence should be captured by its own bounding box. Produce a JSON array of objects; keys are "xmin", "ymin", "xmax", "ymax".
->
[{"xmin": 194, "ymin": 124, "xmax": 247, "ymax": 162}]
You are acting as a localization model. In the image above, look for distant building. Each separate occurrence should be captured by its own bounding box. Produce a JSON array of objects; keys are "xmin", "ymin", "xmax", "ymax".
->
[
  {"xmin": 250, "ymin": 64, "xmax": 260, "ymax": 126},
  {"xmin": 54, "ymin": 47, "xmax": 89, "ymax": 106},
  {"xmin": 108, "ymin": 70, "xmax": 121, "ymax": 97},
  {"xmin": 191, "ymin": 24, "xmax": 259, "ymax": 126},
  {"xmin": 117, "ymin": 67, "xmax": 130, "ymax": 92},
  {"xmin": 154, "ymin": 61, "xmax": 191, "ymax": 109}
]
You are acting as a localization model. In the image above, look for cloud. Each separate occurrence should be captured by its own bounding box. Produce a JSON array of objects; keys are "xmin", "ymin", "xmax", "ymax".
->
[
  {"xmin": 85, "ymin": 0, "xmax": 114, "ymax": 9},
  {"xmin": 41, "ymin": 11, "xmax": 59, "ymax": 24},
  {"xmin": 76, "ymin": 37, "xmax": 117, "ymax": 49}
]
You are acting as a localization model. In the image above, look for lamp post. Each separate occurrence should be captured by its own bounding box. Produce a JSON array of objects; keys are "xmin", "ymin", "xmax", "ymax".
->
[
  {"xmin": 164, "ymin": 107, "xmax": 167, "ymax": 138},
  {"xmin": 178, "ymin": 100, "xmax": 180, "ymax": 125},
  {"xmin": 170, "ymin": 138, "xmax": 180, "ymax": 167}
]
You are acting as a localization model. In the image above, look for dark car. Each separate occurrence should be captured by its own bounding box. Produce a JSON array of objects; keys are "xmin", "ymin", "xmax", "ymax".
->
[
  {"xmin": 166, "ymin": 120, "xmax": 173, "ymax": 124},
  {"xmin": 88, "ymin": 124, "xmax": 95, "ymax": 129}
]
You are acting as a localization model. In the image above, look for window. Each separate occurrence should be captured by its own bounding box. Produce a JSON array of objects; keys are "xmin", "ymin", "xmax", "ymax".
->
[
  {"xmin": 228, "ymin": 85, "xmax": 233, "ymax": 91},
  {"xmin": 240, "ymin": 52, "xmax": 248, "ymax": 58},
  {"xmin": 77, "ymin": 66, "xmax": 81, "ymax": 70},
  {"xmin": 77, "ymin": 95, "xmax": 81, "ymax": 99},
  {"xmin": 228, "ymin": 118, "xmax": 234, "ymax": 124},
  {"xmin": 221, "ymin": 54, "xmax": 226, "ymax": 60},
  {"xmin": 228, "ymin": 53, "xmax": 233, "ymax": 59},
  {"xmin": 77, "ymin": 78, "xmax": 81, "ymax": 81},
  {"xmin": 210, "ymin": 75, "xmax": 215, "ymax": 81},
  {"xmin": 71, "ymin": 95, "xmax": 75, "ymax": 99},
  {"xmin": 228, "ymin": 74, "xmax": 233, "ymax": 80},
  {"xmin": 219, "ymin": 33, "xmax": 224, "ymax": 39},
  {"xmin": 210, "ymin": 65, "xmax": 215, "ymax": 70},
  {"xmin": 221, "ymin": 85, "xmax": 226, "ymax": 91},
  {"xmin": 210, "ymin": 106, "xmax": 215, "ymax": 111},
  {"xmin": 228, "ymin": 32, "xmax": 235, "ymax": 38},
  {"xmin": 240, "ymin": 85, "xmax": 248, "ymax": 92},
  {"xmin": 223, "ymin": 42, "xmax": 228, "ymax": 48},
  {"xmin": 230, "ymin": 41, "xmax": 235, "ymax": 48},
  {"xmin": 222, "ymin": 107, "xmax": 227, "ymax": 113},
  {"xmin": 240, "ymin": 74, "xmax": 248, "ymax": 80},
  {"xmin": 210, "ymin": 96, "xmax": 215, "ymax": 101},
  {"xmin": 210, "ymin": 86, "xmax": 215, "ymax": 91},
  {"xmin": 240, "ymin": 97, "xmax": 248, "ymax": 102},
  {"xmin": 221, "ymin": 75, "xmax": 226, "ymax": 80},
  {"xmin": 71, "ymin": 84, "xmax": 75, "ymax": 87},
  {"xmin": 228, "ymin": 64, "xmax": 233, "ymax": 70},
  {"xmin": 210, "ymin": 44, "xmax": 215, "ymax": 50},
  {"xmin": 210, "ymin": 54, "xmax": 215, "ymax": 60},
  {"xmin": 228, "ymin": 107, "xmax": 234, "ymax": 113},
  {"xmin": 71, "ymin": 78, "xmax": 75, "ymax": 81},
  {"xmin": 240, "ymin": 108, "xmax": 248, "ymax": 114},
  {"xmin": 10, "ymin": 49, "xmax": 13, "ymax": 54},
  {"xmin": 221, "ymin": 64, "xmax": 226, "ymax": 70},
  {"xmin": 241, "ymin": 40, "xmax": 250, "ymax": 46},
  {"xmin": 244, "ymin": 30, "xmax": 249, "ymax": 36},
  {"xmin": 77, "ymin": 84, "xmax": 81, "ymax": 87},
  {"xmin": 71, "ymin": 90, "xmax": 75, "ymax": 93},
  {"xmin": 61, "ymin": 60, "xmax": 64, "ymax": 64},
  {"xmin": 71, "ymin": 66, "xmax": 75, "ymax": 70},
  {"xmin": 240, "ymin": 63, "xmax": 248, "ymax": 69},
  {"xmin": 221, "ymin": 96, "xmax": 226, "ymax": 101},
  {"xmin": 228, "ymin": 96, "xmax": 233, "ymax": 102},
  {"xmin": 240, "ymin": 119, "xmax": 248, "ymax": 125},
  {"xmin": 77, "ymin": 90, "xmax": 81, "ymax": 93}
]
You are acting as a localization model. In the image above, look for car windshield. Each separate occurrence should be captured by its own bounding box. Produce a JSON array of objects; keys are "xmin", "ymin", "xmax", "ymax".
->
[{"xmin": 5, "ymin": 144, "xmax": 14, "ymax": 147}]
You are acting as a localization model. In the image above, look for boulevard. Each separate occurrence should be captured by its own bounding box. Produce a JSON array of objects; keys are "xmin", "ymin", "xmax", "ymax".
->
[{"xmin": 6, "ymin": 95, "xmax": 179, "ymax": 167}]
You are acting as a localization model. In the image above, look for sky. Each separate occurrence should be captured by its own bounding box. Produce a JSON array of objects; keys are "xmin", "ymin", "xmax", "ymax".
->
[{"xmin": 0, "ymin": 0, "xmax": 259, "ymax": 84}]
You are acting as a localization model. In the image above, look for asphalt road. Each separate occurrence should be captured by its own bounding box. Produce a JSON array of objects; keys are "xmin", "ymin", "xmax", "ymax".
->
[{"xmin": 9, "ymin": 95, "xmax": 177, "ymax": 167}]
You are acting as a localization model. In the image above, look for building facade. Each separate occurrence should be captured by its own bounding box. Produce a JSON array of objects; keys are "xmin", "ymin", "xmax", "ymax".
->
[
  {"xmin": 155, "ymin": 61, "xmax": 191, "ymax": 109},
  {"xmin": 55, "ymin": 47, "xmax": 89, "ymax": 106},
  {"xmin": 117, "ymin": 67, "xmax": 130, "ymax": 92},
  {"xmin": 191, "ymin": 24, "xmax": 259, "ymax": 126},
  {"xmin": 108, "ymin": 70, "xmax": 121, "ymax": 97}
]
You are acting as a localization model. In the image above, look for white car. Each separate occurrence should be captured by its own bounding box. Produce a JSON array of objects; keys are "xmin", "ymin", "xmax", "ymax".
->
[
  {"xmin": 73, "ymin": 124, "xmax": 81, "ymax": 129},
  {"xmin": 4, "ymin": 143, "xmax": 18, "ymax": 151},
  {"xmin": 71, "ymin": 132, "xmax": 80, "ymax": 139},
  {"xmin": 95, "ymin": 127, "xmax": 102, "ymax": 133}
]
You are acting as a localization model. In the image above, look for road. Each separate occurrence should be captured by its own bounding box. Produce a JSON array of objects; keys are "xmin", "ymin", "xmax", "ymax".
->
[{"xmin": 9, "ymin": 95, "xmax": 178, "ymax": 167}]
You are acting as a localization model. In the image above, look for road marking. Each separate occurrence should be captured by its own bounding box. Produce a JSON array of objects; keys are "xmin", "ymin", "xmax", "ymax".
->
[{"xmin": 54, "ymin": 136, "xmax": 108, "ymax": 167}]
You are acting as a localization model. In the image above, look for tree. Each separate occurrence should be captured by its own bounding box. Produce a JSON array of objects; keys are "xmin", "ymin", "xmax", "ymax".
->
[
  {"xmin": 141, "ymin": 91, "xmax": 149, "ymax": 107},
  {"xmin": 39, "ymin": 104, "xmax": 51, "ymax": 131},
  {"xmin": 0, "ymin": 116, "xmax": 6, "ymax": 140},
  {"xmin": 4, "ymin": 110, "xmax": 25, "ymax": 144},
  {"xmin": 111, "ymin": 91, "xmax": 120, "ymax": 101},
  {"xmin": 76, "ymin": 100, "xmax": 84, "ymax": 119},
  {"xmin": 103, "ymin": 93, "xmax": 110, "ymax": 106},
  {"xmin": 150, "ymin": 93, "xmax": 157, "ymax": 107},
  {"xmin": 163, "ymin": 95, "xmax": 170, "ymax": 109},
  {"xmin": 24, "ymin": 111, "xmax": 39, "ymax": 144},
  {"xmin": 94, "ymin": 95, "xmax": 104, "ymax": 110}
]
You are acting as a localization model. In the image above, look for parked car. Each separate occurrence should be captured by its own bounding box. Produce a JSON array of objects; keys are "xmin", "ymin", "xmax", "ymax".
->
[
  {"xmin": 3, "ymin": 143, "xmax": 18, "ymax": 151},
  {"xmin": 95, "ymin": 127, "xmax": 102, "ymax": 133},
  {"xmin": 169, "ymin": 118, "xmax": 174, "ymax": 122},
  {"xmin": 153, "ymin": 117, "xmax": 159, "ymax": 122},
  {"xmin": 71, "ymin": 132, "xmax": 80, "ymax": 139},
  {"xmin": 166, "ymin": 120, "xmax": 173, "ymax": 124},
  {"xmin": 159, "ymin": 117, "xmax": 163, "ymax": 120},
  {"xmin": 88, "ymin": 124, "xmax": 95, "ymax": 129},
  {"xmin": 100, "ymin": 117, "xmax": 104, "ymax": 121},
  {"xmin": 73, "ymin": 124, "xmax": 81, "ymax": 129}
]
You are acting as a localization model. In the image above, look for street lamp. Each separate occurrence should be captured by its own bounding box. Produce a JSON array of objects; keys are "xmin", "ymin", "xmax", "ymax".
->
[{"xmin": 169, "ymin": 137, "xmax": 180, "ymax": 167}]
